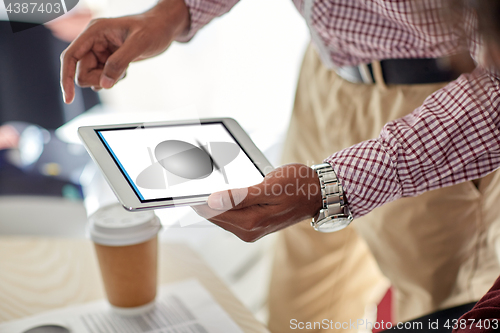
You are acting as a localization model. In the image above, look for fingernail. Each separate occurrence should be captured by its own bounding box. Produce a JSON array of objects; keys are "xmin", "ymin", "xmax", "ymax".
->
[
  {"xmin": 63, "ymin": 92, "xmax": 72, "ymax": 104},
  {"xmin": 100, "ymin": 75, "xmax": 115, "ymax": 89},
  {"xmin": 208, "ymin": 193, "xmax": 224, "ymax": 210}
]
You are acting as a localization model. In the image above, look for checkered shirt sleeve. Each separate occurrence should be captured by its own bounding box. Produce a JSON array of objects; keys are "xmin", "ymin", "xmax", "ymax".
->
[{"xmin": 326, "ymin": 68, "xmax": 500, "ymax": 218}]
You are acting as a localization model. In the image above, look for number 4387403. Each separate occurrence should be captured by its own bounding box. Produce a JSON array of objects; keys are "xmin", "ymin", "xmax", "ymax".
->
[
  {"xmin": 5, "ymin": 2, "xmax": 62, "ymax": 14},
  {"xmin": 444, "ymin": 318, "xmax": 499, "ymax": 330}
]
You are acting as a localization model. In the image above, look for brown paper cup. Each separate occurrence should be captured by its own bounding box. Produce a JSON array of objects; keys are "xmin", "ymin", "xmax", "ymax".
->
[
  {"xmin": 94, "ymin": 235, "xmax": 158, "ymax": 308},
  {"xmin": 89, "ymin": 204, "xmax": 161, "ymax": 314}
]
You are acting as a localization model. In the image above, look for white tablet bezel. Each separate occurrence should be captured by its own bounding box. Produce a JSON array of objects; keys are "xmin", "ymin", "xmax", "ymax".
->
[{"xmin": 78, "ymin": 118, "xmax": 274, "ymax": 211}]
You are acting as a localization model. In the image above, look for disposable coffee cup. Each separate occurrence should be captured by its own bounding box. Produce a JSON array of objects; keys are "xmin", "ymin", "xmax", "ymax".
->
[{"xmin": 89, "ymin": 204, "xmax": 162, "ymax": 315}]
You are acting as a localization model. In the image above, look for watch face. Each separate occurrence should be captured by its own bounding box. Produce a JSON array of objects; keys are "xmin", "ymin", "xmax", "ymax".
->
[{"xmin": 316, "ymin": 218, "xmax": 352, "ymax": 233}]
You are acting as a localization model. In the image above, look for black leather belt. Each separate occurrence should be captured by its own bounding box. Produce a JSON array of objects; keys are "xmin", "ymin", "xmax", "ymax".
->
[{"xmin": 335, "ymin": 58, "xmax": 460, "ymax": 85}]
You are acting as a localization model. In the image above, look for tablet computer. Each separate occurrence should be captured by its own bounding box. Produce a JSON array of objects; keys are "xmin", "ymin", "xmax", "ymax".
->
[{"xmin": 78, "ymin": 118, "xmax": 273, "ymax": 211}]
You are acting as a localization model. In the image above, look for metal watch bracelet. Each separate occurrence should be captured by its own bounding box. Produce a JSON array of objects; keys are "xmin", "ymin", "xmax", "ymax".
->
[{"xmin": 310, "ymin": 163, "xmax": 353, "ymax": 233}]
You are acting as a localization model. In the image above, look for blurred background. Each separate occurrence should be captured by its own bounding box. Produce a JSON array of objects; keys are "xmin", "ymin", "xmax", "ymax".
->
[{"xmin": 0, "ymin": 0, "xmax": 309, "ymax": 323}]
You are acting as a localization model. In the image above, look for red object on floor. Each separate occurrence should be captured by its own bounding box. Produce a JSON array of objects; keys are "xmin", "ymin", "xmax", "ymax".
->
[{"xmin": 373, "ymin": 287, "xmax": 393, "ymax": 333}]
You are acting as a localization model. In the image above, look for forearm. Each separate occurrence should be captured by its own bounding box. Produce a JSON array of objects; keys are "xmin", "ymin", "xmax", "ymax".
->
[
  {"xmin": 175, "ymin": 0, "xmax": 240, "ymax": 42},
  {"xmin": 153, "ymin": 0, "xmax": 191, "ymax": 40},
  {"xmin": 326, "ymin": 68, "xmax": 500, "ymax": 218}
]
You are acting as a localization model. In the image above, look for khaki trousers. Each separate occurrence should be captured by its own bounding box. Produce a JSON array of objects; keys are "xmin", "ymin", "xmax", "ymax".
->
[{"xmin": 267, "ymin": 45, "xmax": 500, "ymax": 332}]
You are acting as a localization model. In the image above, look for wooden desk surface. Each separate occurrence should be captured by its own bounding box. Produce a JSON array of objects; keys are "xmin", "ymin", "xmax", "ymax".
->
[{"xmin": 0, "ymin": 237, "xmax": 269, "ymax": 332}]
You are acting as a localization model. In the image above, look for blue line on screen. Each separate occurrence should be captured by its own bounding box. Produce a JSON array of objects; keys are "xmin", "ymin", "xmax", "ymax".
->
[{"xmin": 97, "ymin": 131, "xmax": 145, "ymax": 201}]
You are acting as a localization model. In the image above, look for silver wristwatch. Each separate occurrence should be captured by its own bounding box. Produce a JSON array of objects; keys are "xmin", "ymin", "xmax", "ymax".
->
[{"xmin": 311, "ymin": 163, "xmax": 353, "ymax": 233}]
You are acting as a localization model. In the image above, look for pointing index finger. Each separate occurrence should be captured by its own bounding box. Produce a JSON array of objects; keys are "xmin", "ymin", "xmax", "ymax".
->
[{"xmin": 60, "ymin": 32, "xmax": 97, "ymax": 104}]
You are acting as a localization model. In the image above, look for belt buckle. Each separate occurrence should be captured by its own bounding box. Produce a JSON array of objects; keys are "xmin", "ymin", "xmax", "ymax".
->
[
  {"xmin": 358, "ymin": 63, "xmax": 374, "ymax": 84},
  {"xmin": 334, "ymin": 63, "xmax": 374, "ymax": 84}
]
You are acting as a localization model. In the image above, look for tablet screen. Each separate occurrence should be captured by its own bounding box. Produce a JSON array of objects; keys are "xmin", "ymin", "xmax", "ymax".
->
[{"xmin": 96, "ymin": 122, "xmax": 264, "ymax": 203}]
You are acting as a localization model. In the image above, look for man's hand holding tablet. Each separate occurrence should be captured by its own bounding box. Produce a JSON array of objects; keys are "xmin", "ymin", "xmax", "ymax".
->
[
  {"xmin": 193, "ymin": 164, "xmax": 323, "ymax": 242},
  {"xmin": 79, "ymin": 118, "xmax": 323, "ymax": 242}
]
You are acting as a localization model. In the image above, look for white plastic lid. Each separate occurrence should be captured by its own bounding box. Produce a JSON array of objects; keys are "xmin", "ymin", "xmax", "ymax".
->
[{"xmin": 89, "ymin": 204, "xmax": 161, "ymax": 246}]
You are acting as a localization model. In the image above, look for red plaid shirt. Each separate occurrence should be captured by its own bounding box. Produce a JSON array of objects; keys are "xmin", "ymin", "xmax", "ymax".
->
[{"xmin": 178, "ymin": 0, "xmax": 500, "ymax": 218}]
